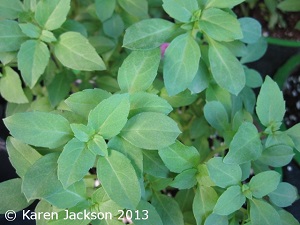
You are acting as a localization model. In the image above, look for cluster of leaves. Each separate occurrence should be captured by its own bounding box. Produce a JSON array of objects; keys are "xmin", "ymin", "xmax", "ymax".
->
[
  {"xmin": 0, "ymin": 0, "xmax": 299, "ymax": 225},
  {"xmin": 244, "ymin": 0, "xmax": 300, "ymax": 30}
]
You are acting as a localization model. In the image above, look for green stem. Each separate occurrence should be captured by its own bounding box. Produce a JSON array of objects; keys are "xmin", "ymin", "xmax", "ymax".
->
[{"xmin": 266, "ymin": 37, "xmax": 300, "ymax": 47}]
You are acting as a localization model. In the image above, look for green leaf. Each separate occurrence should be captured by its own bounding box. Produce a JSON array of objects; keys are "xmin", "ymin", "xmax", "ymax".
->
[
  {"xmin": 160, "ymin": 88, "xmax": 198, "ymax": 107},
  {"xmin": 143, "ymin": 150, "xmax": 169, "ymax": 178},
  {"xmin": 97, "ymin": 150, "xmax": 141, "ymax": 209},
  {"xmin": 89, "ymin": 35, "xmax": 115, "ymax": 54},
  {"xmin": 18, "ymin": 40, "xmax": 50, "ymax": 88},
  {"xmin": 260, "ymin": 144, "xmax": 294, "ymax": 167},
  {"xmin": 208, "ymin": 39, "xmax": 245, "ymax": 95},
  {"xmin": 6, "ymin": 137, "xmax": 42, "ymax": 178},
  {"xmin": 204, "ymin": 214, "xmax": 228, "ymax": 225},
  {"xmin": 164, "ymin": 33, "xmax": 201, "ymax": 96},
  {"xmin": 95, "ymin": 0, "xmax": 116, "ymax": 22},
  {"xmin": 256, "ymin": 76, "xmax": 285, "ymax": 129},
  {"xmin": 4, "ymin": 111, "xmax": 72, "ymax": 149},
  {"xmin": 152, "ymin": 193, "xmax": 184, "ymax": 225},
  {"xmin": 162, "ymin": 0, "xmax": 199, "ymax": 22},
  {"xmin": 23, "ymin": 153, "xmax": 85, "ymax": 208},
  {"xmin": 249, "ymin": 170, "xmax": 281, "ymax": 198},
  {"xmin": 54, "ymin": 32, "xmax": 106, "ymax": 71},
  {"xmin": 35, "ymin": 0, "xmax": 70, "ymax": 30},
  {"xmin": 0, "ymin": 67, "xmax": 28, "ymax": 103},
  {"xmin": 204, "ymin": 101, "xmax": 230, "ymax": 131},
  {"xmin": 118, "ymin": 0, "xmax": 148, "ymax": 19},
  {"xmin": 88, "ymin": 94, "xmax": 130, "ymax": 139},
  {"xmin": 170, "ymin": 168, "xmax": 197, "ymax": 189},
  {"xmin": 120, "ymin": 112, "xmax": 181, "ymax": 150},
  {"xmin": 286, "ymin": 124, "xmax": 300, "ymax": 152},
  {"xmin": 200, "ymin": 8, "xmax": 243, "ymax": 42},
  {"xmin": 159, "ymin": 140, "xmax": 200, "ymax": 173},
  {"xmin": 92, "ymin": 187, "xmax": 122, "ymax": 216},
  {"xmin": 58, "ymin": 138, "xmax": 96, "ymax": 188},
  {"xmin": 0, "ymin": 20, "xmax": 28, "ymax": 52},
  {"xmin": 118, "ymin": 49, "xmax": 161, "ymax": 93},
  {"xmin": 88, "ymin": 134, "xmax": 108, "ymax": 156},
  {"xmin": 108, "ymin": 136, "xmax": 143, "ymax": 178},
  {"xmin": 278, "ymin": 209, "xmax": 300, "ymax": 225},
  {"xmin": 129, "ymin": 92, "xmax": 172, "ymax": 117},
  {"xmin": 0, "ymin": 178, "xmax": 31, "ymax": 214},
  {"xmin": 224, "ymin": 122, "xmax": 262, "ymax": 164},
  {"xmin": 214, "ymin": 185, "xmax": 245, "ymax": 216},
  {"xmin": 240, "ymin": 37, "xmax": 267, "ymax": 64},
  {"xmin": 193, "ymin": 186, "xmax": 218, "ymax": 225},
  {"xmin": 65, "ymin": 89, "xmax": 111, "ymax": 118},
  {"xmin": 250, "ymin": 199, "xmax": 281, "ymax": 225},
  {"xmin": 239, "ymin": 17, "xmax": 261, "ymax": 44},
  {"xmin": 133, "ymin": 200, "xmax": 163, "ymax": 225},
  {"xmin": 207, "ymin": 157, "xmax": 242, "ymax": 188},
  {"xmin": 47, "ymin": 72, "xmax": 71, "ymax": 107},
  {"xmin": 188, "ymin": 60, "xmax": 210, "ymax": 94},
  {"xmin": 244, "ymin": 67, "xmax": 263, "ymax": 88},
  {"xmin": 205, "ymin": 0, "xmax": 245, "ymax": 8},
  {"xmin": 123, "ymin": 18, "xmax": 177, "ymax": 50},
  {"xmin": 268, "ymin": 182, "xmax": 298, "ymax": 207},
  {"xmin": 0, "ymin": 0, "xmax": 23, "ymax": 20},
  {"xmin": 23, "ymin": 0, "xmax": 37, "ymax": 12},
  {"xmin": 19, "ymin": 23, "xmax": 41, "ymax": 38},
  {"xmin": 277, "ymin": 0, "xmax": 300, "ymax": 12},
  {"xmin": 103, "ymin": 13, "xmax": 124, "ymax": 38}
]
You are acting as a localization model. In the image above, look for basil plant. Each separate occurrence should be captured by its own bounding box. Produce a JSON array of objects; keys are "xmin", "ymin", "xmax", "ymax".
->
[{"xmin": 0, "ymin": 0, "xmax": 299, "ymax": 225}]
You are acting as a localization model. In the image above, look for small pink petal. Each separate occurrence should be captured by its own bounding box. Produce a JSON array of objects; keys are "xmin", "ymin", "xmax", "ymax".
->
[{"xmin": 160, "ymin": 43, "xmax": 169, "ymax": 57}]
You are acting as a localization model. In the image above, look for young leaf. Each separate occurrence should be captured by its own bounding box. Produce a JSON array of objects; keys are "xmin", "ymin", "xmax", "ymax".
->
[
  {"xmin": 88, "ymin": 134, "xmax": 108, "ymax": 156},
  {"xmin": 35, "ymin": 0, "xmax": 71, "ymax": 30},
  {"xmin": 208, "ymin": 39, "xmax": 245, "ymax": 95},
  {"xmin": 4, "ymin": 111, "xmax": 72, "ymax": 149},
  {"xmin": 88, "ymin": 94, "xmax": 130, "ymax": 139},
  {"xmin": 123, "ymin": 18, "xmax": 177, "ymax": 50},
  {"xmin": 18, "ymin": 40, "xmax": 50, "ymax": 88},
  {"xmin": 193, "ymin": 186, "xmax": 218, "ymax": 225},
  {"xmin": 0, "ymin": 20, "xmax": 28, "ymax": 52},
  {"xmin": 204, "ymin": 101, "xmax": 230, "ymax": 131},
  {"xmin": 160, "ymin": 88, "xmax": 198, "ymax": 107},
  {"xmin": 244, "ymin": 67, "xmax": 263, "ymax": 88},
  {"xmin": 159, "ymin": 140, "xmax": 200, "ymax": 173},
  {"xmin": 0, "ymin": 0, "xmax": 23, "ymax": 20},
  {"xmin": 95, "ymin": 0, "xmax": 116, "ymax": 22},
  {"xmin": 268, "ymin": 182, "xmax": 298, "ymax": 207},
  {"xmin": 207, "ymin": 157, "xmax": 242, "ymax": 188},
  {"xmin": 170, "ymin": 168, "xmax": 197, "ymax": 189},
  {"xmin": 129, "ymin": 92, "xmax": 173, "ymax": 117},
  {"xmin": 118, "ymin": 0, "xmax": 148, "ymax": 19},
  {"xmin": 19, "ymin": 23, "xmax": 41, "ymax": 39},
  {"xmin": 118, "ymin": 49, "xmax": 161, "ymax": 93},
  {"xmin": 54, "ymin": 32, "xmax": 106, "ymax": 71},
  {"xmin": 286, "ymin": 124, "xmax": 300, "ymax": 152},
  {"xmin": 65, "ymin": 88, "xmax": 111, "ymax": 118},
  {"xmin": 58, "ymin": 138, "xmax": 96, "ymax": 188},
  {"xmin": 120, "ymin": 112, "xmax": 181, "ymax": 150},
  {"xmin": 97, "ymin": 150, "xmax": 141, "ymax": 209},
  {"xmin": 204, "ymin": 213, "xmax": 228, "ymax": 225},
  {"xmin": 152, "ymin": 193, "xmax": 184, "ymax": 225},
  {"xmin": 199, "ymin": 8, "xmax": 243, "ymax": 42},
  {"xmin": 6, "ymin": 137, "xmax": 42, "ymax": 179},
  {"xmin": 213, "ymin": 185, "xmax": 245, "ymax": 216},
  {"xmin": 249, "ymin": 170, "xmax": 281, "ymax": 198},
  {"xmin": 163, "ymin": 33, "xmax": 201, "ymax": 96},
  {"xmin": 162, "ymin": 0, "xmax": 199, "ymax": 22},
  {"xmin": 205, "ymin": 0, "xmax": 245, "ymax": 8},
  {"xmin": 133, "ymin": 200, "xmax": 163, "ymax": 225},
  {"xmin": 239, "ymin": 17, "xmax": 261, "ymax": 44},
  {"xmin": 250, "ymin": 199, "xmax": 281, "ymax": 225},
  {"xmin": 260, "ymin": 144, "xmax": 294, "ymax": 167},
  {"xmin": 0, "ymin": 178, "xmax": 31, "ymax": 214},
  {"xmin": 224, "ymin": 122, "xmax": 263, "ymax": 164},
  {"xmin": 0, "ymin": 67, "xmax": 28, "ymax": 103},
  {"xmin": 23, "ymin": 153, "xmax": 85, "ymax": 208},
  {"xmin": 256, "ymin": 76, "xmax": 285, "ymax": 129}
]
